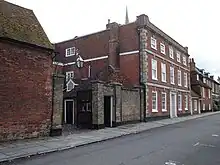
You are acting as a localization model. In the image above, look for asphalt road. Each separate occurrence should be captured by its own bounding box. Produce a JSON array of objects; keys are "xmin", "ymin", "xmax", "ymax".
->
[{"xmin": 3, "ymin": 114, "xmax": 220, "ymax": 165}]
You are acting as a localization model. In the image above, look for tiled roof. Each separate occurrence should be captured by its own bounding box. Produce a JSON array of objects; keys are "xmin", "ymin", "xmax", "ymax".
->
[
  {"xmin": 0, "ymin": 0, "xmax": 53, "ymax": 50},
  {"xmin": 191, "ymin": 90, "xmax": 200, "ymax": 98}
]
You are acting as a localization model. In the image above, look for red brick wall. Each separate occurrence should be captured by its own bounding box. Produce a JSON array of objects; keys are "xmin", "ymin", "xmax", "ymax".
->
[
  {"xmin": 0, "ymin": 40, "xmax": 53, "ymax": 141},
  {"xmin": 120, "ymin": 54, "xmax": 139, "ymax": 86}
]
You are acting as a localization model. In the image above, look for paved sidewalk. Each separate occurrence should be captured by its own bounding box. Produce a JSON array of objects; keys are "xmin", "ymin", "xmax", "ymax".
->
[{"xmin": 0, "ymin": 111, "xmax": 219, "ymax": 163}]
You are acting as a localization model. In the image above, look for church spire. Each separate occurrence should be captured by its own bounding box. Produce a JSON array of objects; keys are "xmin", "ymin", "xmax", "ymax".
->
[{"xmin": 125, "ymin": 6, "xmax": 129, "ymax": 24}]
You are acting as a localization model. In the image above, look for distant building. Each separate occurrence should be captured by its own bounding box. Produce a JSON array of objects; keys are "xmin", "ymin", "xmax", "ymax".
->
[
  {"xmin": 54, "ymin": 12, "xmax": 191, "ymax": 131},
  {"xmin": 0, "ymin": 0, "xmax": 54, "ymax": 141}
]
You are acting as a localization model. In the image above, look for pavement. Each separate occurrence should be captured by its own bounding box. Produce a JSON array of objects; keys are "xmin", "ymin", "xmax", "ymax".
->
[{"xmin": 0, "ymin": 111, "xmax": 220, "ymax": 164}]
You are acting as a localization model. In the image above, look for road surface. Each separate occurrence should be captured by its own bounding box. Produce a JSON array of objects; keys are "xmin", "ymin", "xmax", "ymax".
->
[{"xmin": 3, "ymin": 113, "xmax": 220, "ymax": 165}]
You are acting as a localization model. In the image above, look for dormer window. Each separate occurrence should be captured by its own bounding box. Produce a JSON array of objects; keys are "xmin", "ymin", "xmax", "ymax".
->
[
  {"xmin": 65, "ymin": 47, "xmax": 75, "ymax": 57},
  {"xmin": 197, "ymin": 74, "xmax": 199, "ymax": 81},
  {"xmin": 66, "ymin": 79, "xmax": 74, "ymax": 92}
]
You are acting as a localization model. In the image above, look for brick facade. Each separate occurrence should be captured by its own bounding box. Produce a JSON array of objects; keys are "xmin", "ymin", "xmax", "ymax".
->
[{"xmin": 0, "ymin": 40, "xmax": 53, "ymax": 141}]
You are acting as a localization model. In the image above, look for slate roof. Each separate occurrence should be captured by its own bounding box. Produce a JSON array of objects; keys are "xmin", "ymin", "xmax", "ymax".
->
[
  {"xmin": 191, "ymin": 90, "xmax": 200, "ymax": 98},
  {"xmin": 0, "ymin": 0, "xmax": 53, "ymax": 50}
]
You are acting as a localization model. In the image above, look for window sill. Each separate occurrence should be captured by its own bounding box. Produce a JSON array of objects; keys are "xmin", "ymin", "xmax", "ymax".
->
[
  {"xmin": 151, "ymin": 46, "xmax": 157, "ymax": 50},
  {"xmin": 178, "ymin": 84, "xmax": 182, "ymax": 86},
  {"xmin": 152, "ymin": 109, "xmax": 158, "ymax": 113},
  {"xmin": 171, "ymin": 83, "xmax": 175, "ymax": 85},
  {"xmin": 152, "ymin": 78, "xmax": 158, "ymax": 81},
  {"xmin": 185, "ymin": 108, "xmax": 188, "ymax": 111},
  {"xmin": 162, "ymin": 109, "xmax": 167, "ymax": 112},
  {"xmin": 162, "ymin": 80, "xmax": 167, "ymax": 83},
  {"xmin": 178, "ymin": 109, "xmax": 182, "ymax": 111}
]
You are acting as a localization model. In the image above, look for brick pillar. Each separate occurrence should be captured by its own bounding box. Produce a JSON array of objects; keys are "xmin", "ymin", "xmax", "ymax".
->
[
  {"xmin": 107, "ymin": 22, "xmax": 120, "ymax": 69},
  {"xmin": 136, "ymin": 14, "xmax": 149, "ymax": 118},
  {"xmin": 50, "ymin": 74, "xmax": 65, "ymax": 136},
  {"xmin": 91, "ymin": 81, "xmax": 105, "ymax": 129}
]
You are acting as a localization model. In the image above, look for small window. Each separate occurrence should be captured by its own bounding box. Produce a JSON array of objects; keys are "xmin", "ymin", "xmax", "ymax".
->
[
  {"xmin": 66, "ymin": 80, "xmax": 74, "ymax": 92},
  {"xmin": 203, "ymin": 78, "xmax": 206, "ymax": 83},
  {"xmin": 178, "ymin": 94, "xmax": 182, "ymax": 111},
  {"xmin": 151, "ymin": 37, "xmax": 157, "ymax": 50},
  {"xmin": 161, "ymin": 63, "xmax": 166, "ymax": 82},
  {"xmin": 178, "ymin": 70, "xmax": 182, "ymax": 86},
  {"xmin": 152, "ymin": 91, "xmax": 158, "ymax": 112},
  {"xmin": 176, "ymin": 51, "xmax": 181, "ymax": 63},
  {"xmin": 162, "ymin": 92, "xmax": 167, "ymax": 112},
  {"xmin": 169, "ymin": 46, "xmax": 174, "ymax": 59},
  {"xmin": 66, "ymin": 71, "xmax": 74, "ymax": 81},
  {"xmin": 170, "ymin": 66, "xmax": 175, "ymax": 84},
  {"xmin": 160, "ymin": 43, "xmax": 166, "ymax": 54},
  {"xmin": 152, "ymin": 59, "xmax": 157, "ymax": 80},
  {"xmin": 185, "ymin": 95, "xmax": 188, "ymax": 110},
  {"xmin": 184, "ymin": 73, "xmax": 188, "ymax": 87},
  {"xmin": 183, "ymin": 56, "xmax": 187, "ymax": 65},
  {"xmin": 65, "ymin": 47, "xmax": 75, "ymax": 57},
  {"xmin": 203, "ymin": 103, "xmax": 205, "ymax": 110}
]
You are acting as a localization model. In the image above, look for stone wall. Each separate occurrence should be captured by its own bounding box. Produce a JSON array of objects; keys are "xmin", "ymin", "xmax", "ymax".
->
[
  {"xmin": 121, "ymin": 88, "xmax": 141, "ymax": 122},
  {"xmin": 51, "ymin": 74, "xmax": 65, "ymax": 136}
]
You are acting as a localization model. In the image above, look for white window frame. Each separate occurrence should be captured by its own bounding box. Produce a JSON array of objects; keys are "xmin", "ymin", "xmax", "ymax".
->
[
  {"xmin": 65, "ymin": 47, "xmax": 75, "ymax": 57},
  {"xmin": 203, "ymin": 78, "xmax": 206, "ymax": 83},
  {"xmin": 169, "ymin": 46, "xmax": 174, "ymax": 59},
  {"xmin": 176, "ymin": 51, "xmax": 181, "ymax": 63},
  {"xmin": 178, "ymin": 70, "xmax": 182, "ymax": 86},
  {"xmin": 203, "ymin": 103, "xmax": 205, "ymax": 110},
  {"xmin": 151, "ymin": 37, "xmax": 157, "ymax": 50},
  {"xmin": 209, "ymin": 104, "xmax": 211, "ymax": 110},
  {"xmin": 170, "ymin": 66, "xmax": 175, "ymax": 84},
  {"xmin": 183, "ymin": 56, "xmax": 187, "ymax": 66},
  {"xmin": 208, "ymin": 89, "xmax": 211, "ymax": 98},
  {"xmin": 152, "ymin": 59, "xmax": 157, "ymax": 80},
  {"xmin": 66, "ymin": 71, "xmax": 74, "ymax": 81},
  {"xmin": 152, "ymin": 91, "xmax": 158, "ymax": 112},
  {"xmin": 194, "ymin": 100, "xmax": 197, "ymax": 111},
  {"xmin": 161, "ymin": 63, "xmax": 166, "ymax": 82},
  {"xmin": 197, "ymin": 74, "xmax": 199, "ymax": 81},
  {"xmin": 178, "ymin": 94, "xmax": 182, "ymax": 111},
  {"xmin": 184, "ymin": 73, "xmax": 188, "ymax": 87},
  {"xmin": 88, "ymin": 65, "xmax": 91, "ymax": 78},
  {"xmin": 185, "ymin": 95, "xmax": 188, "ymax": 110},
  {"xmin": 202, "ymin": 87, "xmax": 205, "ymax": 98},
  {"xmin": 160, "ymin": 43, "xmax": 166, "ymax": 55},
  {"xmin": 161, "ymin": 92, "xmax": 167, "ymax": 112}
]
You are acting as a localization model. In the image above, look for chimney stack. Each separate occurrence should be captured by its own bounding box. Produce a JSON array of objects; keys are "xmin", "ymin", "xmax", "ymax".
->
[
  {"xmin": 189, "ymin": 58, "xmax": 196, "ymax": 71},
  {"xmin": 210, "ymin": 75, "xmax": 214, "ymax": 79}
]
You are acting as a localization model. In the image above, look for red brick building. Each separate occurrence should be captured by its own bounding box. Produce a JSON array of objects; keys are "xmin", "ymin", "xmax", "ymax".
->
[
  {"xmin": 0, "ymin": 1, "xmax": 54, "ymax": 141},
  {"xmin": 54, "ymin": 13, "xmax": 191, "ymax": 129}
]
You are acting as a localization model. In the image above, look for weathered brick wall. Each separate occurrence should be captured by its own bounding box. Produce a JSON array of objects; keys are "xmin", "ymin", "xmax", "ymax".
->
[
  {"xmin": 121, "ymin": 88, "xmax": 140, "ymax": 122},
  {"xmin": 0, "ymin": 40, "xmax": 53, "ymax": 141}
]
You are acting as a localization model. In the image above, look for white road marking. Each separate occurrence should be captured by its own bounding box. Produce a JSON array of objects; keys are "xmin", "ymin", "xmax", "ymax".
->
[
  {"xmin": 193, "ymin": 142, "xmax": 200, "ymax": 147},
  {"xmin": 212, "ymin": 134, "xmax": 219, "ymax": 137},
  {"xmin": 164, "ymin": 160, "xmax": 183, "ymax": 165},
  {"xmin": 200, "ymin": 143, "xmax": 216, "ymax": 148}
]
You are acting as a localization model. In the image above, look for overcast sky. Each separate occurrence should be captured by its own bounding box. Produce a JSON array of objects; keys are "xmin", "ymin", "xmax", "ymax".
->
[{"xmin": 7, "ymin": 0, "xmax": 220, "ymax": 79}]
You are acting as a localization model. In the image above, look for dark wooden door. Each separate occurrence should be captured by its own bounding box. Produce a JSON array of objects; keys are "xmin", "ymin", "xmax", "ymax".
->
[
  {"xmin": 66, "ymin": 101, "xmax": 73, "ymax": 124},
  {"xmin": 104, "ymin": 96, "xmax": 111, "ymax": 127}
]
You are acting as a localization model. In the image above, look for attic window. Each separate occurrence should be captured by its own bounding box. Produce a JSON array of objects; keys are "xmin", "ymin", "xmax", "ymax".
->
[
  {"xmin": 66, "ymin": 47, "xmax": 75, "ymax": 57},
  {"xmin": 66, "ymin": 80, "xmax": 74, "ymax": 92}
]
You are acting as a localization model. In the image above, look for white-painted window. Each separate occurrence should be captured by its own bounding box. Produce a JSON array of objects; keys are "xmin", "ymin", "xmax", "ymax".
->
[
  {"xmin": 170, "ymin": 66, "xmax": 175, "ymax": 84},
  {"xmin": 203, "ymin": 103, "xmax": 205, "ymax": 110},
  {"xmin": 178, "ymin": 94, "xmax": 182, "ymax": 111},
  {"xmin": 66, "ymin": 71, "xmax": 74, "ymax": 81},
  {"xmin": 161, "ymin": 63, "xmax": 166, "ymax": 82},
  {"xmin": 184, "ymin": 73, "xmax": 188, "ymax": 87},
  {"xmin": 183, "ymin": 56, "xmax": 187, "ymax": 65},
  {"xmin": 88, "ymin": 65, "xmax": 91, "ymax": 78},
  {"xmin": 152, "ymin": 91, "xmax": 158, "ymax": 112},
  {"xmin": 202, "ymin": 87, "xmax": 205, "ymax": 98},
  {"xmin": 208, "ymin": 89, "xmax": 211, "ymax": 98},
  {"xmin": 169, "ymin": 46, "xmax": 174, "ymax": 59},
  {"xmin": 176, "ymin": 51, "xmax": 181, "ymax": 63},
  {"xmin": 160, "ymin": 43, "xmax": 166, "ymax": 54},
  {"xmin": 197, "ymin": 74, "xmax": 199, "ymax": 81},
  {"xmin": 162, "ymin": 92, "xmax": 167, "ymax": 112},
  {"xmin": 66, "ymin": 80, "xmax": 74, "ymax": 92},
  {"xmin": 151, "ymin": 37, "xmax": 157, "ymax": 50},
  {"xmin": 65, "ymin": 47, "xmax": 75, "ymax": 57},
  {"xmin": 178, "ymin": 70, "xmax": 182, "ymax": 86},
  {"xmin": 185, "ymin": 95, "xmax": 188, "ymax": 110},
  {"xmin": 209, "ymin": 104, "xmax": 211, "ymax": 110},
  {"xmin": 152, "ymin": 59, "xmax": 157, "ymax": 80},
  {"xmin": 194, "ymin": 100, "xmax": 197, "ymax": 111},
  {"xmin": 203, "ymin": 78, "xmax": 206, "ymax": 83}
]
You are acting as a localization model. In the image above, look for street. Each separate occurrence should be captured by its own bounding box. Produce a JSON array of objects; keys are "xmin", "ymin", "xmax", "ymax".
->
[{"xmin": 3, "ymin": 114, "xmax": 220, "ymax": 165}]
